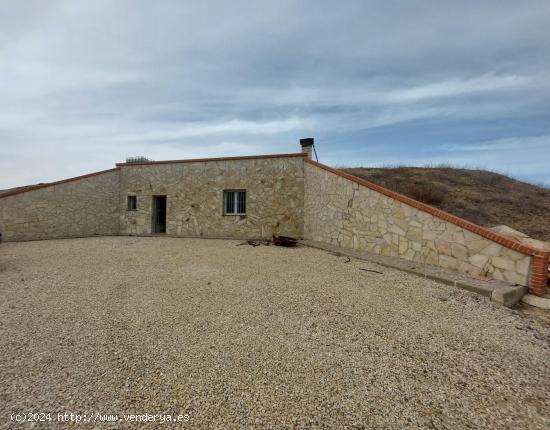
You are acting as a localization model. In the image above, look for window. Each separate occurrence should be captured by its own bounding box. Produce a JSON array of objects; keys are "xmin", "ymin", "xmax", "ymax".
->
[
  {"xmin": 127, "ymin": 195, "xmax": 137, "ymax": 211},
  {"xmin": 224, "ymin": 190, "xmax": 246, "ymax": 215}
]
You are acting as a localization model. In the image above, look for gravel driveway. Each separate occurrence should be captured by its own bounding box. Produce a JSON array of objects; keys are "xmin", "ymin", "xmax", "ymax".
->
[{"xmin": 1, "ymin": 237, "xmax": 549, "ymax": 429}]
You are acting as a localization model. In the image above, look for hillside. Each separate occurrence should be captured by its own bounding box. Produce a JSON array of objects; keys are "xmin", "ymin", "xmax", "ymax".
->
[{"xmin": 342, "ymin": 167, "xmax": 550, "ymax": 241}]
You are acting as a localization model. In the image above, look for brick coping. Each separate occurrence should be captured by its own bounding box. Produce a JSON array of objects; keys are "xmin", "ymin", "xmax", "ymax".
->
[
  {"xmin": 304, "ymin": 159, "xmax": 549, "ymax": 294},
  {"xmin": 305, "ymin": 159, "xmax": 546, "ymax": 257}
]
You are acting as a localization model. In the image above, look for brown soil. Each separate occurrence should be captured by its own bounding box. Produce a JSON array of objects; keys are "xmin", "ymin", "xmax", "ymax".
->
[{"xmin": 342, "ymin": 167, "xmax": 550, "ymax": 241}]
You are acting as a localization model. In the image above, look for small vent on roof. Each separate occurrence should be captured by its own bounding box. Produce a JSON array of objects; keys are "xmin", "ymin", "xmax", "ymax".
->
[{"xmin": 125, "ymin": 156, "xmax": 153, "ymax": 164}]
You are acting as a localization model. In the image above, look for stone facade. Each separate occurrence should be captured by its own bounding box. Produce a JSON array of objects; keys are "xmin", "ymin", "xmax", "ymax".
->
[
  {"xmin": 119, "ymin": 157, "xmax": 304, "ymax": 238},
  {"xmin": 303, "ymin": 162, "xmax": 532, "ymax": 286},
  {"xmin": 1, "ymin": 151, "xmax": 546, "ymax": 291},
  {"xmin": 0, "ymin": 170, "xmax": 120, "ymax": 241}
]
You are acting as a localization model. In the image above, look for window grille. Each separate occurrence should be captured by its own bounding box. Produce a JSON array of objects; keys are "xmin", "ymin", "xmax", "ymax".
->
[
  {"xmin": 224, "ymin": 190, "xmax": 246, "ymax": 215},
  {"xmin": 127, "ymin": 195, "xmax": 137, "ymax": 211}
]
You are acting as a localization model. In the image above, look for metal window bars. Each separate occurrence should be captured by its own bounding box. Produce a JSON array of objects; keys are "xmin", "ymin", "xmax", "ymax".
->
[{"xmin": 224, "ymin": 190, "xmax": 246, "ymax": 214}]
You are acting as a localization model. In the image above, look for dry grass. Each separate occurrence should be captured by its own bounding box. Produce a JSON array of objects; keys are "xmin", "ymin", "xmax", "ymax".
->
[{"xmin": 343, "ymin": 167, "xmax": 550, "ymax": 240}]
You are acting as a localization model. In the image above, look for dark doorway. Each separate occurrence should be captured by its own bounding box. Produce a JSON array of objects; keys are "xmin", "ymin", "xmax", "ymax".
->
[{"xmin": 152, "ymin": 196, "xmax": 167, "ymax": 233}]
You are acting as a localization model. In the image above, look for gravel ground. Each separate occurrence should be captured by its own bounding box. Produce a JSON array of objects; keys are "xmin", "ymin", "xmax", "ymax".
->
[{"xmin": 0, "ymin": 237, "xmax": 549, "ymax": 429}]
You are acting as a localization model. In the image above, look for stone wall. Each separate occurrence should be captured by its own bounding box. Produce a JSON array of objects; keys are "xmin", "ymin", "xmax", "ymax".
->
[
  {"xmin": 119, "ymin": 156, "xmax": 304, "ymax": 239},
  {"xmin": 0, "ymin": 170, "xmax": 120, "ymax": 241},
  {"xmin": 303, "ymin": 161, "xmax": 532, "ymax": 286},
  {"xmin": 2, "ymin": 152, "xmax": 544, "ymax": 292}
]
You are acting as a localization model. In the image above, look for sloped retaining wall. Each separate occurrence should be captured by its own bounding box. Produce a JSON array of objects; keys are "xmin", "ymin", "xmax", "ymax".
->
[
  {"xmin": 303, "ymin": 160, "xmax": 549, "ymax": 295},
  {"xmin": 0, "ymin": 169, "xmax": 120, "ymax": 241}
]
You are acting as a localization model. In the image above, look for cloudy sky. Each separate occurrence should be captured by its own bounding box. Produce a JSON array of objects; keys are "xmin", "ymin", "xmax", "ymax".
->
[{"xmin": 1, "ymin": 0, "xmax": 549, "ymax": 189}]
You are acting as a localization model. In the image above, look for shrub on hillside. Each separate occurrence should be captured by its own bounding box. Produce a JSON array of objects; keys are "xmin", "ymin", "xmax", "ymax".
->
[{"xmin": 403, "ymin": 182, "xmax": 447, "ymax": 205}]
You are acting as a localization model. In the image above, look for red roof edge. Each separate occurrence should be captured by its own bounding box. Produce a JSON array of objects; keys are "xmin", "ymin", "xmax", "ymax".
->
[
  {"xmin": 305, "ymin": 158, "xmax": 548, "ymax": 258},
  {"xmin": 0, "ymin": 168, "xmax": 120, "ymax": 199},
  {"xmin": 115, "ymin": 152, "xmax": 307, "ymax": 167}
]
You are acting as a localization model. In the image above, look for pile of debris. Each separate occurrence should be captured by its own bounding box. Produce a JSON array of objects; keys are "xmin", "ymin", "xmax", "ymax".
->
[
  {"xmin": 272, "ymin": 235, "xmax": 298, "ymax": 247},
  {"xmin": 236, "ymin": 235, "xmax": 298, "ymax": 248}
]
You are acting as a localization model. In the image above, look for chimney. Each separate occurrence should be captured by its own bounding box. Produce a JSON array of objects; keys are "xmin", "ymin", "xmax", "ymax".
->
[{"xmin": 300, "ymin": 137, "xmax": 314, "ymax": 159}]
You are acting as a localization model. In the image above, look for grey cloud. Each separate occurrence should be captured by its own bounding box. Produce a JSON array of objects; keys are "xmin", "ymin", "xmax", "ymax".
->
[{"xmin": 1, "ymin": 0, "xmax": 549, "ymax": 188}]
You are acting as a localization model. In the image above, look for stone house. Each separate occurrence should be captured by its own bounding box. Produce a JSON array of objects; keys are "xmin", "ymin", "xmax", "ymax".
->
[{"xmin": 0, "ymin": 139, "xmax": 548, "ymax": 295}]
